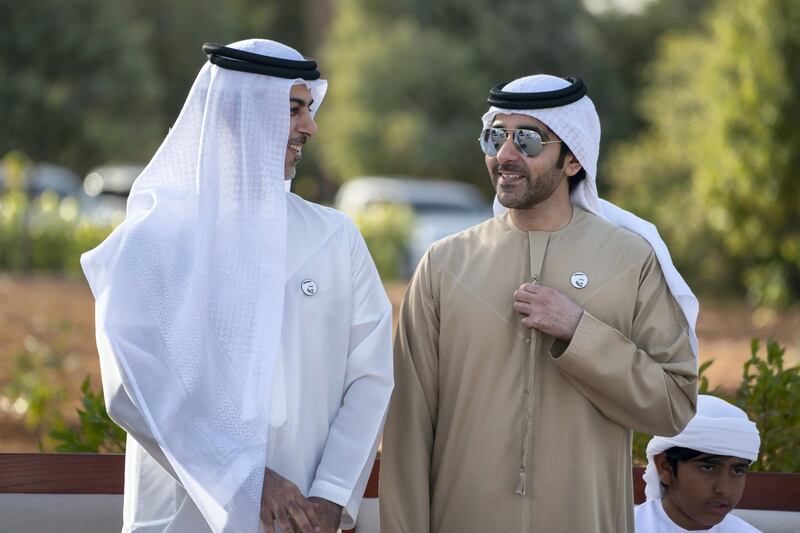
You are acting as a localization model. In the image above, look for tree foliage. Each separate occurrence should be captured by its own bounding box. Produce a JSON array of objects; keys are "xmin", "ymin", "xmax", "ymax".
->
[
  {"xmin": 50, "ymin": 376, "xmax": 126, "ymax": 453},
  {"xmin": 633, "ymin": 339, "xmax": 800, "ymax": 473},
  {"xmin": 318, "ymin": 4, "xmax": 488, "ymax": 185},
  {"xmin": 607, "ymin": 0, "xmax": 800, "ymax": 305},
  {"xmin": 0, "ymin": 0, "xmax": 164, "ymax": 174},
  {"xmin": 317, "ymin": 0, "xmax": 619, "ymax": 189},
  {"xmin": 588, "ymin": 0, "xmax": 711, "ymax": 149},
  {"xmin": 0, "ymin": 0, "xmax": 314, "ymax": 176},
  {"xmin": 738, "ymin": 339, "xmax": 800, "ymax": 472},
  {"xmin": 126, "ymin": 0, "xmax": 322, "ymax": 121},
  {"xmin": 4, "ymin": 0, "xmax": 800, "ymax": 303}
]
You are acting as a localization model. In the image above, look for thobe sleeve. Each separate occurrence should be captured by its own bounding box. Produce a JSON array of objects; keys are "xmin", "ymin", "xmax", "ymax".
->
[
  {"xmin": 551, "ymin": 250, "xmax": 697, "ymax": 436},
  {"xmin": 307, "ymin": 224, "xmax": 394, "ymax": 530},
  {"xmin": 379, "ymin": 250, "xmax": 439, "ymax": 533}
]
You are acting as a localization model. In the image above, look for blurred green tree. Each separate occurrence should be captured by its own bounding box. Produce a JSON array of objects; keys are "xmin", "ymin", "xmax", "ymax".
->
[
  {"xmin": 318, "ymin": 3, "xmax": 487, "ymax": 186},
  {"xmin": 128, "ymin": 0, "xmax": 325, "ymax": 122},
  {"xmin": 318, "ymin": 0, "xmax": 619, "ymax": 191},
  {"xmin": 588, "ymin": 0, "xmax": 711, "ymax": 155},
  {"xmin": 607, "ymin": 0, "xmax": 800, "ymax": 305},
  {"xmin": 0, "ymin": 0, "xmax": 321, "ymax": 176},
  {"xmin": 0, "ymin": 0, "xmax": 164, "ymax": 174}
]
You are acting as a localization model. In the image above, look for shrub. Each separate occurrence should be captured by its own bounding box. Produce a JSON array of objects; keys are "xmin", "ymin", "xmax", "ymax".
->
[
  {"xmin": 737, "ymin": 339, "xmax": 800, "ymax": 472},
  {"xmin": 0, "ymin": 191, "xmax": 114, "ymax": 273},
  {"xmin": 351, "ymin": 203, "xmax": 414, "ymax": 281},
  {"xmin": 633, "ymin": 339, "xmax": 799, "ymax": 472},
  {"xmin": 50, "ymin": 377, "xmax": 126, "ymax": 453},
  {"xmin": 0, "ymin": 322, "xmax": 126, "ymax": 452},
  {"xmin": 0, "ymin": 332, "xmax": 71, "ymax": 450}
]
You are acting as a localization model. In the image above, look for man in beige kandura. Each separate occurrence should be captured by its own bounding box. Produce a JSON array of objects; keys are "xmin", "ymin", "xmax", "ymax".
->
[{"xmin": 380, "ymin": 74, "xmax": 700, "ymax": 533}]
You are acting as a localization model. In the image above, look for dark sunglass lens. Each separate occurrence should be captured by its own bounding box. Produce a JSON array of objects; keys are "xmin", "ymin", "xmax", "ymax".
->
[
  {"xmin": 489, "ymin": 128, "xmax": 506, "ymax": 151},
  {"xmin": 479, "ymin": 129, "xmax": 498, "ymax": 155},
  {"xmin": 515, "ymin": 130, "xmax": 541, "ymax": 157}
]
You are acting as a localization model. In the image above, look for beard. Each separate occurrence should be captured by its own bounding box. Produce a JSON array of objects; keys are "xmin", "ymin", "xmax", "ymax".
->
[
  {"xmin": 284, "ymin": 135, "xmax": 306, "ymax": 180},
  {"xmin": 491, "ymin": 162, "xmax": 565, "ymax": 210},
  {"xmin": 284, "ymin": 159, "xmax": 297, "ymax": 180}
]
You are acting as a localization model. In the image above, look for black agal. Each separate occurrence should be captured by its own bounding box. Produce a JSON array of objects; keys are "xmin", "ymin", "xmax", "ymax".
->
[
  {"xmin": 487, "ymin": 76, "xmax": 586, "ymax": 109},
  {"xmin": 202, "ymin": 43, "xmax": 321, "ymax": 80}
]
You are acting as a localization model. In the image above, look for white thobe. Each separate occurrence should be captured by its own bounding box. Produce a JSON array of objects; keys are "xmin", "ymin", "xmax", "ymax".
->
[
  {"xmin": 101, "ymin": 193, "xmax": 394, "ymax": 532},
  {"xmin": 634, "ymin": 500, "xmax": 762, "ymax": 533}
]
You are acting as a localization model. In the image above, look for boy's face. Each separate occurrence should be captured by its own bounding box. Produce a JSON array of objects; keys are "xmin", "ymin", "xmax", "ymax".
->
[{"xmin": 655, "ymin": 452, "xmax": 749, "ymax": 530}]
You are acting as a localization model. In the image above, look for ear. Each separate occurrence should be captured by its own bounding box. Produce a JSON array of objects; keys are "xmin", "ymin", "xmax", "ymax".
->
[
  {"xmin": 654, "ymin": 452, "xmax": 675, "ymax": 487},
  {"xmin": 563, "ymin": 153, "xmax": 583, "ymax": 177}
]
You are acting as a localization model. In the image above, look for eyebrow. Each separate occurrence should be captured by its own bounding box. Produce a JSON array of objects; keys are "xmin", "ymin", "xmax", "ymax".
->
[
  {"xmin": 698, "ymin": 458, "xmax": 727, "ymax": 465},
  {"xmin": 290, "ymin": 97, "xmax": 314, "ymax": 108},
  {"xmin": 690, "ymin": 456, "xmax": 749, "ymax": 467},
  {"xmin": 491, "ymin": 122, "xmax": 549, "ymax": 140}
]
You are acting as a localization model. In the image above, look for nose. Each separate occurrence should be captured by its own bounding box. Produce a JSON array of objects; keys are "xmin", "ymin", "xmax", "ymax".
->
[
  {"xmin": 713, "ymin": 471, "xmax": 733, "ymax": 497},
  {"xmin": 298, "ymin": 112, "xmax": 317, "ymax": 138},
  {"xmin": 495, "ymin": 133, "xmax": 520, "ymax": 164}
]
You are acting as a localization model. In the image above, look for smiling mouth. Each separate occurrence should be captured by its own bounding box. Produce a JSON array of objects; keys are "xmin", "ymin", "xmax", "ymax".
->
[
  {"xmin": 495, "ymin": 170, "xmax": 529, "ymax": 188},
  {"xmin": 495, "ymin": 164, "xmax": 528, "ymax": 185},
  {"xmin": 287, "ymin": 142, "xmax": 303, "ymax": 159}
]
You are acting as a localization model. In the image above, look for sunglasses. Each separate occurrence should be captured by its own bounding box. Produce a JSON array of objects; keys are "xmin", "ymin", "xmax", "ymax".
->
[{"xmin": 479, "ymin": 127, "xmax": 562, "ymax": 158}]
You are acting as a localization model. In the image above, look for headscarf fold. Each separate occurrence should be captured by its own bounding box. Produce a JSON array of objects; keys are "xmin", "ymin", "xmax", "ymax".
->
[
  {"xmin": 643, "ymin": 395, "xmax": 760, "ymax": 501},
  {"xmin": 81, "ymin": 39, "xmax": 326, "ymax": 533},
  {"xmin": 486, "ymin": 74, "xmax": 699, "ymax": 357}
]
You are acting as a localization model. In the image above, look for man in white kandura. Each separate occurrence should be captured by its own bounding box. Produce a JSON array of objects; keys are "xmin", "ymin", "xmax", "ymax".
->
[
  {"xmin": 81, "ymin": 39, "xmax": 393, "ymax": 533},
  {"xmin": 637, "ymin": 395, "xmax": 762, "ymax": 532},
  {"xmin": 380, "ymin": 74, "xmax": 699, "ymax": 533}
]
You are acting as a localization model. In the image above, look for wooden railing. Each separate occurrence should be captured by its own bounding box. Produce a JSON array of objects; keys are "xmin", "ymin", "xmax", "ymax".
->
[
  {"xmin": 1, "ymin": 453, "xmax": 798, "ymax": 524},
  {"xmin": 0, "ymin": 453, "xmax": 123, "ymax": 494}
]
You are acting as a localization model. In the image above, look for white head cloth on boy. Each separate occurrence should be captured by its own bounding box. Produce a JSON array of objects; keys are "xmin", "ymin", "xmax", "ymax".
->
[{"xmin": 642, "ymin": 394, "xmax": 761, "ymax": 501}]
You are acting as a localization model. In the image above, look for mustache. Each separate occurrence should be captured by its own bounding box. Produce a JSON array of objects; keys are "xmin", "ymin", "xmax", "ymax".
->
[
  {"xmin": 493, "ymin": 163, "xmax": 528, "ymax": 175},
  {"xmin": 288, "ymin": 134, "xmax": 309, "ymax": 145}
]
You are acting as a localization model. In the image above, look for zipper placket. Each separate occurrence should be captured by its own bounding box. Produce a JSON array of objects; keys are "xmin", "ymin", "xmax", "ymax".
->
[
  {"xmin": 517, "ymin": 233, "xmax": 549, "ymax": 496},
  {"xmin": 516, "ymin": 274, "xmax": 538, "ymax": 496}
]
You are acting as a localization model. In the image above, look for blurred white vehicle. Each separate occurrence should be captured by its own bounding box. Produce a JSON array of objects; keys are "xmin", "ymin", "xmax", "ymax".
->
[
  {"xmin": 335, "ymin": 176, "xmax": 492, "ymax": 277},
  {"xmin": 81, "ymin": 164, "xmax": 145, "ymax": 225},
  {"xmin": 0, "ymin": 162, "xmax": 84, "ymax": 200}
]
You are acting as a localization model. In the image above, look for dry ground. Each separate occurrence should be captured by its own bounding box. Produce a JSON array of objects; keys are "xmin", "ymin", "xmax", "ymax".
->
[{"xmin": 1, "ymin": 274, "xmax": 798, "ymax": 452}]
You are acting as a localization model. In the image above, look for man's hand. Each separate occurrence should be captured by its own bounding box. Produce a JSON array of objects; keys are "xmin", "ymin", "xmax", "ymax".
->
[
  {"xmin": 513, "ymin": 283, "xmax": 583, "ymax": 341},
  {"xmin": 307, "ymin": 497, "xmax": 343, "ymax": 533},
  {"xmin": 260, "ymin": 468, "xmax": 320, "ymax": 533}
]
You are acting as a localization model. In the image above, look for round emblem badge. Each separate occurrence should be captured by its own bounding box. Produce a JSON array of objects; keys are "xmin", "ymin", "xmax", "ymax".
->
[
  {"xmin": 300, "ymin": 279, "xmax": 318, "ymax": 296},
  {"xmin": 570, "ymin": 272, "xmax": 588, "ymax": 289}
]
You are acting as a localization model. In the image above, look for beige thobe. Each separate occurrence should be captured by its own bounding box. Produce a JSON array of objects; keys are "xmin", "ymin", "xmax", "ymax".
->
[{"xmin": 380, "ymin": 208, "xmax": 697, "ymax": 533}]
